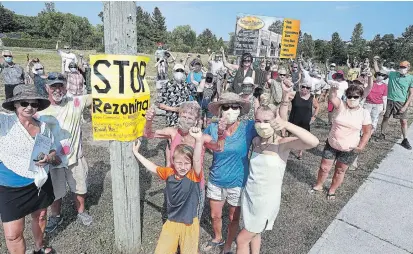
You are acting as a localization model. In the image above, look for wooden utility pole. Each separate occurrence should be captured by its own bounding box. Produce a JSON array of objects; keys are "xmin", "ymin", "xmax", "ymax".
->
[{"xmin": 103, "ymin": 2, "xmax": 141, "ymax": 253}]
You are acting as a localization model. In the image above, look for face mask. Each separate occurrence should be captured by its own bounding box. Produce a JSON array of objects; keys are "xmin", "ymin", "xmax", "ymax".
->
[
  {"xmin": 400, "ymin": 69, "xmax": 408, "ymax": 75},
  {"xmin": 222, "ymin": 108, "xmax": 240, "ymax": 124},
  {"xmin": 255, "ymin": 123, "xmax": 275, "ymax": 139},
  {"xmin": 242, "ymin": 85, "xmax": 254, "ymax": 95},
  {"xmin": 347, "ymin": 98, "xmax": 360, "ymax": 108},
  {"xmin": 33, "ymin": 166, "xmax": 48, "ymax": 189},
  {"xmin": 177, "ymin": 117, "xmax": 196, "ymax": 133},
  {"xmin": 4, "ymin": 57, "xmax": 13, "ymax": 63},
  {"xmin": 265, "ymin": 66, "xmax": 270, "ymax": 71},
  {"xmin": 376, "ymin": 76, "xmax": 384, "ymax": 82},
  {"xmin": 70, "ymin": 68, "xmax": 77, "ymax": 73},
  {"xmin": 206, "ymin": 78, "xmax": 213, "ymax": 83},
  {"xmin": 173, "ymin": 72, "xmax": 185, "ymax": 83}
]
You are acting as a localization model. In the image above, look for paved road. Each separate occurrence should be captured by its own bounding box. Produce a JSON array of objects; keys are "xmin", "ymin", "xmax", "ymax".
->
[{"xmin": 308, "ymin": 126, "xmax": 413, "ymax": 254}]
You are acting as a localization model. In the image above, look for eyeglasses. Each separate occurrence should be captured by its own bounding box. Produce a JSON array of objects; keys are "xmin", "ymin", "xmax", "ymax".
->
[
  {"xmin": 301, "ymin": 86, "xmax": 311, "ymax": 90},
  {"xmin": 347, "ymin": 96, "xmax": 360, "ymax": 100},
  {"xmin": 19, "ymin": 101, "xmax": 39, "ymax": 108},
  {"xmin": 221, "ymin": 104, "xmax": 241, "ymax": 111}
]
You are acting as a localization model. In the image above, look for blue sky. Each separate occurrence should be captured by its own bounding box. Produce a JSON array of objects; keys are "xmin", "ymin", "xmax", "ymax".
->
[{"xmin": 3, "ymin": 1, "xmax": 413, "ymax": 41}]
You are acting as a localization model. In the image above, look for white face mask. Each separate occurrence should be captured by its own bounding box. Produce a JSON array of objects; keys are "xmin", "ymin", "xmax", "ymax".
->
[
  {"xmin": 70, "ymin": 68, "xmax": 77, "ymax": 73},
  {"xmin": 255, "ymin": 123, "xmax": 275, "ymax": 139},
  {"xmin": 347, "ymin": 98, "xmax": 360, "ymax": 108},
  {"xmin": 376, "ymin": 76, "xmax": 384, "ymax": 82},
  {"xmin": 222, "ymin": 108, "xmax": 240, "ymax": 124},
  {"xmin": 399, "ymin": 68, "xmax": 408, "ymax": 75},
  {"xmin": 33, "ymin": 166, "xmax": 48, "ymax": 189},
  {"xmin": 173, "ymin": 72, "xmax": 186, "ymax": 83}
]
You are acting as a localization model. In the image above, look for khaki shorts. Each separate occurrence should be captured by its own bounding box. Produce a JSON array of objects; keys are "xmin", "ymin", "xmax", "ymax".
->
[
  {"xmin": 50, "ymin": 157, "xmax": 89, "ymax": 200},
  {"xmin": 206, "ymin": 181, "xmax": 242, "ymax": 207}
]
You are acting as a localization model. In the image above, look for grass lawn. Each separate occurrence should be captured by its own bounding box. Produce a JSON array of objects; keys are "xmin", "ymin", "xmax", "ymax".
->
[{"xmin": 0, "ymin": 47, "xmax": 412, "ymax": 254}]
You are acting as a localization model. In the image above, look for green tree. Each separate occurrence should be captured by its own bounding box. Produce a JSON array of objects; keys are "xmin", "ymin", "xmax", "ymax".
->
[
  {"xmin": 268, "ymin": 20, "xmax": 283, "ymax": 34},
  {"xmin": 228, "ymin": 32, "xmax": 235, "ymax": 55},
  {"xmin": 136, "ymin": 6, "xmax": 154, "ymax": 52},
  {"xmin": 0, "ymin": 4, "xmax": 16, "ymax": 33},
  {"xmin": 43, "ymin": 2, "xmax": 56, "ymax": 13},
  {"xmin": 151, "ymin": 7, "xmax": 167, "ymax": 44},
  {"xmin": 348, "ymin": 23, "xmax": 367, "ymax": 61},
  {"xmin": 329, "ymin": 32, "xmax": 347, "ymax": 65},
  {"xmin": 195, "ymin": 28, "xmax": 217, "ymax": 53},
  {"xmin": 314, "ymin": 39, "xmax": 331, "ymax": 62},
  {"xmin": 169, "ymin": 25, "xmax": 196, "ymax": 52},
  {"xmin": 298, "ymin": 33, "xmax": 315, "ymax": 59}
]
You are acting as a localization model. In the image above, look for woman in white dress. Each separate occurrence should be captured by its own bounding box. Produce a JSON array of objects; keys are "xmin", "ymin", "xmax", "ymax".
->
[{"xmin": 236, "ymin": 102, "xmax": 319, "ymax": 254}]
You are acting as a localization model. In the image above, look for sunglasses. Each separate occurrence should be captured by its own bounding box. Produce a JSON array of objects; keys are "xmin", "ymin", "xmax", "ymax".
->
[
  {"xmin": 19, "ymin": 101, "xmax": 39, "ymax": 108},
  {"xmin": 243, "ymin": 59, "xmax": 251, "ymax": 63},
  {"xmin": 221, "ymin": 104, "xmax": 241, "ymax": 111},
  {"xmin": 301, "ymin": 86, "xmax": 311, "ymax": 90},
  {"xmin": 377, "ymin": 73, "xmax": 386, "ymax": 77},
  {"xmin": 347, "ymin": 96, "xmax": 360, "ymax": 100},
  {"xmin": 35, "ymin": 68, "xmax": 44, "ymax": 71},
  {"xmin": 279, "ymin": 74, "xmax": 286, "ymax": 77},
  {"xmin": 399, "ymin": 66, "xmax": 407, "ymax": 69},
  {"xmin": 176, "ymin": 69, "xmax": 185, "ymax": 73},
  {"xmin": 3, "ymin": 55, "xmax": 12, "ymax": 58}
]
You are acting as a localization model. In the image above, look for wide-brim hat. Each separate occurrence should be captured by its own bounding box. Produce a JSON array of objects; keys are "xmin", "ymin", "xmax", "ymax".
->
[
  {"xmin": 208, "ymin": 92, "xmax": 251, "ymax": 117},
  {"xmin": 2, "ymin": 84, "xmax": 50, "ymax": 111},
  {"xmin": 2, "ymin": 50, "xmax": 12, "ymax": 56}
]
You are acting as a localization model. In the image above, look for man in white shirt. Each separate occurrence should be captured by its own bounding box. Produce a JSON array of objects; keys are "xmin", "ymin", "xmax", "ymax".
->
[{"xmin": 56, "ymin": 42, "xmax": 77, "ymax": 73}]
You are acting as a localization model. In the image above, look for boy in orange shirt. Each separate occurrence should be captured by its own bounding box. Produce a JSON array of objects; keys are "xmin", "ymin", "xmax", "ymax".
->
[{"xmin": 132, "ymin": 127, "xmax": 203, "ymax": 254}]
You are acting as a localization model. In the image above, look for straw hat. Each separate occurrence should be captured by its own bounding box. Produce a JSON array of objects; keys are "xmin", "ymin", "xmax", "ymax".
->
[
  {"xmin": 2, "ymin": 85, "xmax": 50, "ymax": 111},
  {"xmin": 208, "ymin": 92, "xmax": 251, "ymax": 117}
]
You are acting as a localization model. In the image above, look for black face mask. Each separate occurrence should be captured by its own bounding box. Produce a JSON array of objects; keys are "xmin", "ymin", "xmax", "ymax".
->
[
  {"xmin": 206, "ymin": 78, "xmax": 213, "ymax": 83},
  {"xmin": 265, "ymin": 66, "xmax": 270, "ymax": 71}
]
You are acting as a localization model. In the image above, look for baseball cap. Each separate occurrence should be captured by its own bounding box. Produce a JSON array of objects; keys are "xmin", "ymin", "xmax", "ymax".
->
[
  {"xmin": 330, "ymin": 63, "xmax": 336, "ymax": 67},
  {"xmin": 173, "ymin": 63, "xmax": 185, "ymax": 71},
  {"xmin": 47, "ymin": 72, "xmax": 66, "ymax": 86},
  {"xmin": 400, "ymin": 61, "xmax": 410, "ymax": 68}
]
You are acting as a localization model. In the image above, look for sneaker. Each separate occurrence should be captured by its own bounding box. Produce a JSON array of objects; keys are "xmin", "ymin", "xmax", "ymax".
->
[
  {"xmin": 401, "ymin": 139, "xmax": 412, "ymax": 150},
  {"xmin": 45, "ymin": 215, "xmax": 63, "ymax": 233},
  {"xmin": 77, "ymin": 212, "xmax": 93, "ymax": 226}
]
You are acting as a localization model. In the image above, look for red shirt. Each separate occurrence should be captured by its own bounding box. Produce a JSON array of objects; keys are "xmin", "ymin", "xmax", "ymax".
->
[
  {"xmin": 271, "ymin": 71, "xmax": 278, "ymax": 79},
  {"xmin": 366, "ymin": 82, "xmax": 388, "ymax": 104}
]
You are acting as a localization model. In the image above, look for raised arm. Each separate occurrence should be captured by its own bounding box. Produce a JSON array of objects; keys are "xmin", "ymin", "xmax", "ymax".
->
[
  {"xmin": 373, "ymin": 58, "xmax": 380, "ymax": 73},
  {"xmin": 328, "ymin": 82, "xmax": 342, "ymax": 109},
  {"xmin": 189, "ymin": 127, "xmax": 203, "ymax": 176},
  {"xmin": 346, "ymin": 55, "xmax": 351, "ymax": 68},
  {"xmin": 132, "ymin": 139, "xmax": 158, "ymax": 174},
  {"xmin": 221, "ymin": 47, "xmax": 239, "ymax": 70},
  {"xmin": 203, "ymin": 117, "xmax": 227, "ymax": 152},
  {"xmin": 363, "ymin": 71, "xmax": 374, "ymax": 99}
]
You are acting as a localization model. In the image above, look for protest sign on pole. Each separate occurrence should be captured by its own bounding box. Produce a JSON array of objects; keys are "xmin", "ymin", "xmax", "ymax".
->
[
  {"xmin": 90, "ymin": 54, "xmax": 150, "ymax": 141},
  {"xmin": 279, "ymin": 18, "xmax": 301, "ymax": 59}
]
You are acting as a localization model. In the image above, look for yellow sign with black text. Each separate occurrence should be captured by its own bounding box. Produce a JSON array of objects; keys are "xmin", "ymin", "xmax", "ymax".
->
[
  {"xmin": 280, "ymin": 19, "xmax": 301, "ymax": 59},
  {"xmin": 90, "ymin": 55, "xmax": 150, "ymax": 141}
]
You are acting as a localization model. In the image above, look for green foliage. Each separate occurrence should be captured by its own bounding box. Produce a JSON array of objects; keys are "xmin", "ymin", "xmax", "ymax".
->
[
  {"xmin": 168, "ymin": 25, "xmax": 197, "ymax": 52},
  {"xmin": 298, "ymin": 32, "xmax": 314, "ymax": 59},
  {"xmin": 151, "ymin": 7, "xmax": 167, "ymax": 44},
  {"xmin": 2, "ymin": 38, "xmax": 56, "ymax": 49},
  {"xmin": 348, "ymin": 23, "xmax": 367, "ymax": 61},
  {"xmin": 0, "ymin": 3, "xmax": 17, "ymax": 33},
  {"xmin": 314, "ymin": 40, "xmax": 331, "ymax": 62},
  {"xmin": 329, "ymin": 32, "xmax": 347, "ymax": 65}
]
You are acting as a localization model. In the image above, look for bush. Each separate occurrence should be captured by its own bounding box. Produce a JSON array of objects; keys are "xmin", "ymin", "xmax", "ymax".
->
[
  {"xmin": 1, "ymin": 38, "xmax": 99, "ymax": 50},
  {"xmin": 2, "ymin": 38, "xmax": 56, "ymax": 49}
]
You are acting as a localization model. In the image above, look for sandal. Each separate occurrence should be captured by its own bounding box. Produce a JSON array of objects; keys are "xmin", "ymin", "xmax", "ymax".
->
[
  {"xmin": 33, "ymin": 247, "xmax": 55, "ymax": 254},
  {"xmin": 203, "ymin": 239, "xmax": 225, "ymax": 251},
  {"xmin": 326, "ymin": 193, "xmax": 336, "ymax": 200},
  {"xmin": 308, "ymin": 187, "xmax": 324, "ymax": 194}
]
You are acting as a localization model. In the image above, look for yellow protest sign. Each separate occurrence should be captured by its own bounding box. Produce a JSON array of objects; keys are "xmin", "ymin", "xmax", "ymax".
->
[
  {"xmin": 90, "ymin": 54, "xmax": 150, "ymax": 141},
  {"xmin": 280, "ymin": 19, "xmax": 301, "ymax": 59}
]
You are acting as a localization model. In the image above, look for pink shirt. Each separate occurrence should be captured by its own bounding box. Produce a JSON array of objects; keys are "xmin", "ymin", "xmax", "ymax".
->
[
  {"xmin": 328, "ymin": 101, "xmax": 372, "ymax": 152},
  {"xmin": 366, "ymin": 82, "xmax": 388, "ymax": 104}
]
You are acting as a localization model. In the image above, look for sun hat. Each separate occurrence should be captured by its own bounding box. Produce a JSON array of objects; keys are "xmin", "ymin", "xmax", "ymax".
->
[
  {"xmin": 278, "ymin": 68, "xmax": 287, "ymax": 75},
  {"xmin": 330, "ymin": 63, "xmax": 336, "ymax": 67},
  {"xmin": 332, "ymin": 70, "xmax": 345, "ymax": 79},
  {"xmin": 400, "ymin": 61, "xmax": 410, "ymax": 68},
  {"xmin": 46, "ymin": 72, "xmax": 67, "ymax": 86},
  {"xmin": 2, "ymin": 84, "xmax": 51, "ymax": 111},
  {"xmin": 1, "ymin": 50, "xmax": 12, "ymax": 56},
  {"xmin": 242, "ymin": 77, "xmax": 254, "ymax": 85},
  {"xmin": 173, "ymin": 63, "xmax": 185, "ymax": 71},
  {"xmin": 377, "ymin": 69, "xmax": 388, "ymax": 75},
  {"xmin": 208, "ymin": 92, "xmax": 251, "ymax": 117}
]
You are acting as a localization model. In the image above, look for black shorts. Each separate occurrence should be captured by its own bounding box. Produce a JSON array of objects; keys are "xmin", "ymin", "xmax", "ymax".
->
[
  {"xmin": 384, "ymin": 100, "xmax": 408, "ymax": 119},
  {"xmin": 5, "ymin": 84, "xmax": 20, "ymax": 100},
  {"xmin": 0, "ymin": 175, "xmax": 55, "ymax": 222},
  {"xmin": 322, "ymin": 140, "xmax": 358, "ymax": 165}
]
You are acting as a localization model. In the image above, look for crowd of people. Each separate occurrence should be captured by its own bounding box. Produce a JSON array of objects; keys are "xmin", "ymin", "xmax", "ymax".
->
[{"xmin": 0, "ymin": 43, "xmax": 412, "ymax": 254}]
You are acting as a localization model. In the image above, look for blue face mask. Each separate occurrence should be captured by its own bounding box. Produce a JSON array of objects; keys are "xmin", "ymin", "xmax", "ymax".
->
[{"xmin": 4, "ymin": 57, "xmax": 13, "ymax": 63}]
